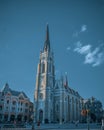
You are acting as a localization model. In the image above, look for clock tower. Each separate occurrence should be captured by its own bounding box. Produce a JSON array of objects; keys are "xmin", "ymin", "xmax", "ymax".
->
[{"xmin": 34, "ymin": 24, "xmax": 55, "ymax": 123}]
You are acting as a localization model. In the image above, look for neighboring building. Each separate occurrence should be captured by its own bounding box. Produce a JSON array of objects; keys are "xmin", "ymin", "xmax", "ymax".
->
[
  {"xmin": 82, "ymin": 97, "xmax": 103, "ymax": 123},
  {"xmin": 34, "ymin": 24, "xmax": 83, "ymax": 124},
  {"xmin": 0, "ymin": 83, "xmax": 33, "ymax": 122}
]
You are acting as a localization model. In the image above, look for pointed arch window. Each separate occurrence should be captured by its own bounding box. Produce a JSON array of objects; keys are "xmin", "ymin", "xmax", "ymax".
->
[
  {"xmin": 42, "ymin": 62, "xmax": 45, "ymax": 73},
  {"xmin": 52, "ymin": 65, "xmax": 55, "ymax": 75},
  {"xmin": 56, "ymin": 104, "xmax": 59, "ymax": 111},
  {"xmin": 49, "ymin": 63, "xmax": 51, "ymax": 73},
  {"xmin": 56, "ymin": 104, "xmax": 59, "ymax": 112},
  {"xmin": 40, "ymin": 93, "xmax": 43, "ymax": 99}
]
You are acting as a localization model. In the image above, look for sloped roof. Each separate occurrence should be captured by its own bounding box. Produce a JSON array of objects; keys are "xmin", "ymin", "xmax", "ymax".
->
[
  {"xmin": 1, "ymin": 83, "xmax": 28, "ymax": 99},
  {"xmin": 65, "ymin": 85, "xmax": 81, "ymax": 98}
]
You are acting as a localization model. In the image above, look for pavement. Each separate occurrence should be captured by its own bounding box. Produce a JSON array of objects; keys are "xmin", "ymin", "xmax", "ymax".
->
[
  {"xmin": 0, "ymin": 122, "xmax": 101, "ymax": 130},
  {"xmin": 34, "ymin": 123, "xmax": 101, "ymax": 130},
  {"xmin": 34, "ymin": 129, "xmax": 100, "ymax": 130}
]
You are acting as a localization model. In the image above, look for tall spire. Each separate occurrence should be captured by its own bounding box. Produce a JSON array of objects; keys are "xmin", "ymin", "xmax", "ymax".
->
[
  {"xmin": 43, "ymin": 24, "xmax": 50, "ymax": 52},
  {"xmin": 46, "ymin": 23, "xmax": 49, "ymax": 41}
]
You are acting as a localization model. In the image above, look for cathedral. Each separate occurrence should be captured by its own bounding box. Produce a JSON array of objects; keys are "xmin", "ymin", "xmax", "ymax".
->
[{"xmin": 34, "ymin": 25, "xmax": 83, "ymax": 124}]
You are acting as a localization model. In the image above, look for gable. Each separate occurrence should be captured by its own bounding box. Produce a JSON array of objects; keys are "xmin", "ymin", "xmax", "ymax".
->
[{"xmin": 18, "ymin": 93, "xmax": 25, "ymax": 100}]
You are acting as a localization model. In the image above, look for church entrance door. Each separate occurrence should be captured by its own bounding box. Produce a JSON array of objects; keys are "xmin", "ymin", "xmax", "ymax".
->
[{"xmin": 39, "ymin": 109, "xmax": 43, "ymax": 123}]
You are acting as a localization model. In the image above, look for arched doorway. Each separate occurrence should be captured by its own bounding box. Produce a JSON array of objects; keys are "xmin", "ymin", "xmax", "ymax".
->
[
  {"xmin": 24, "ymin": 115, "xmax": 27, "ymax": 122},
  {"xmin": 0, "ymin": 114, "xmax": 2, "ymax": 122},
  {"xmin": 39, "ymin": 109, "xmax": 43, "ymax": 123},
  {"xmin": 17, "ymin": 114, "xmax": 22, "ymax": 122},
  {"xmin": 4, "ymin": 114, "xmax": 8, "ymax": 122},
  {"xmin": 10, "ymin": 115, "xmax": 15, "ymax": 122}
]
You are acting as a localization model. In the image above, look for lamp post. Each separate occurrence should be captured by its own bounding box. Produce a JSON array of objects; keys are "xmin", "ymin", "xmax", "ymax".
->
[
  {"xmin": 101, "ymin": 110, "xmax": 104, "ymax": 130},
  {"xmin": 101, "ymin": 118, "xmax": 104, "ymax": 130},
  {"xmin": 31, "ymin": 114, "xmax": 34, "ymax": 130},
  {"xmin": 86, "ymin": 109, "xmax": 90, "ymax": 130},
  {"xmin": 81, "ymin": 109, "xmax": 90, "ymax": 130}
]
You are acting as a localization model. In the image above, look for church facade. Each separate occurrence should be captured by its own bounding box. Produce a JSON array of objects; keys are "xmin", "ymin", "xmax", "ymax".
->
[{"xmin": 34, "ymin": 25, "xmax": 83, "ymax": 124}]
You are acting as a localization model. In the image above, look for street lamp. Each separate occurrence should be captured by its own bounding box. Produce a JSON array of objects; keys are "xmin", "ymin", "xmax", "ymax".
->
[
  {"xmin": 31, "ymin": 114, "xmax": 34, "ymax": 130},
  {"xmin": 101, "ymin": 117, "xmax": 104, "ymax": 130},
  {"xmin": 86, "ymin": 109, "xmax": 90, "ymax": 130},
  {"xmin": 101, "ymin": 110, "xmax": 104, "ymax": 130},
  {"xmin": 81, "ymin": 109, "xmax": 90, "ymax": 130}
]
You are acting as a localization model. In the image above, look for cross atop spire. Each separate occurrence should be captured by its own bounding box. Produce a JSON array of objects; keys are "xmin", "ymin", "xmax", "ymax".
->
[{"xmin": 43, "ymin": 24, "xmax": 50, "ymax": 52}]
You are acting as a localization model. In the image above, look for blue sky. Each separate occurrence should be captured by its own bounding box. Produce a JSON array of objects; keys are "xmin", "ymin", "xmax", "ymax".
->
[{"xmin": 0, "ymin": 0, "xmax": 104, "ymax": 106}]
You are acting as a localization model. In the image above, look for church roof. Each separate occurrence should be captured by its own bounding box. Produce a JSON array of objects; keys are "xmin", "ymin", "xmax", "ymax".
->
[{"xmin": 64, "ymin": 84, "xmax": 81, "ymax": 97}]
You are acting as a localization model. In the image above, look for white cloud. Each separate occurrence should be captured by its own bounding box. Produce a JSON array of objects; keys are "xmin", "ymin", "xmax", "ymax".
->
[
  {"xmin": 74, "ymin": 42, "xmax": 104, "ymax": 67},
  {"xmin": 74, "ymin": 41, "xmax": 82, "ymax": 51},
  {"xmin": 73, "ymin": 25, "xmax": 87, "ymax": 38},
  {"xmin": 74, "ymin": 43, "xmax": 91, "ymax": 55},
  {"xmin": 92, "ymin": 52, "xmax": 104, "ymax": 67},
  {"xmin": 84, "ymin": 47, "xmax": 103, "ymax": 67},
  {"xmin": 84, "ymin": 52, "xmax": 95, "ymax": 64},
  {"xmin": 79, "ymin": 45, "xmax": 91, "ymax": 54},
  {"xmin": 81, "ymin": 25, "xmax": 87, "ymax": 32},
  {"xmin": 92, "ymin": 47, "xmax": 100, "ymax": 55}
]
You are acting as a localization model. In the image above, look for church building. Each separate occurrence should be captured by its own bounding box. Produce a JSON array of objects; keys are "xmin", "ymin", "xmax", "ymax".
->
[{"xmin": 34, "ymin": 25, "xmax": 83, "ymax": 124}]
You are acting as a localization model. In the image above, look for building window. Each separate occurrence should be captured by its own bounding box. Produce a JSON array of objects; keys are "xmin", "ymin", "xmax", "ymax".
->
[
  {"xmin": 56, "ymin": 104, "xmax": 59, "ymax": 112},
  {"xmin": 25, "ymin": 103, "xmax": 28, "ymax": 107},
  {"xmin": 0, "ymin": 106, "xmax": 2, "ymax": 110},
  {"xmin": 12, "ymin": 107, "xmax": 15, "ymax": 111},
  {"xmin": 52, "ymin": 65, "xmax": 54, "ymax": 75},
  {"xmin": 40, "ymin": 93, "xmax": 43, "ymax": 99},
  {"xmin": 25, "ymin": 109, "xmax": 28, "ymax": 113},
  {"xmin": 12, "ymin": 101, "xmax": 16, "ymax": 105},
  {"xmin": 2, "ymin": 92, "xmax": 4, "ymax": 96},
  {"xmin": 42, "ymin": 63, "xmax": 45, "ymax": 73},
  {"xmin": 7, "ymin": 100, "xmax": 9, "ymax": 104},
  {"xmin": 20, "ymin": 108, "xmax": 22, "ymax": 111},
  {"xmin": 51, "ymin": 94, "xmax": 52, "ymax": 100},
  {"xmin": 65, "ymin": 97, "xmax": 67, "ymax": 101},
  {"xmin": 19, "ymin": 96, "xmax": 24, "ymax": 100},
  {"xmin": 0, "ymin": 114, "xmax": 2, "ymax": 120},
  {"xmin": 1, "ymin": 99, "xmax": 4, "ymax": 102},
  {"xmin": 6, "ymin": 107, "xmax": 8, "ymax": 111}
]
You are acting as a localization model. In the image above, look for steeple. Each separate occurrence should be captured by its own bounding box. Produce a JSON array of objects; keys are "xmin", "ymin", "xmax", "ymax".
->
[
  {"xmin": 43, "ymin": 24, "xmax": 50, "ymax": 52},
  {"xmin": 64, "ymin": 72, "xmax": 68, "ymax": 88},
  {"xmin": 65, "ymin": 74, "xmax": 68, "ymax": 87}
]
